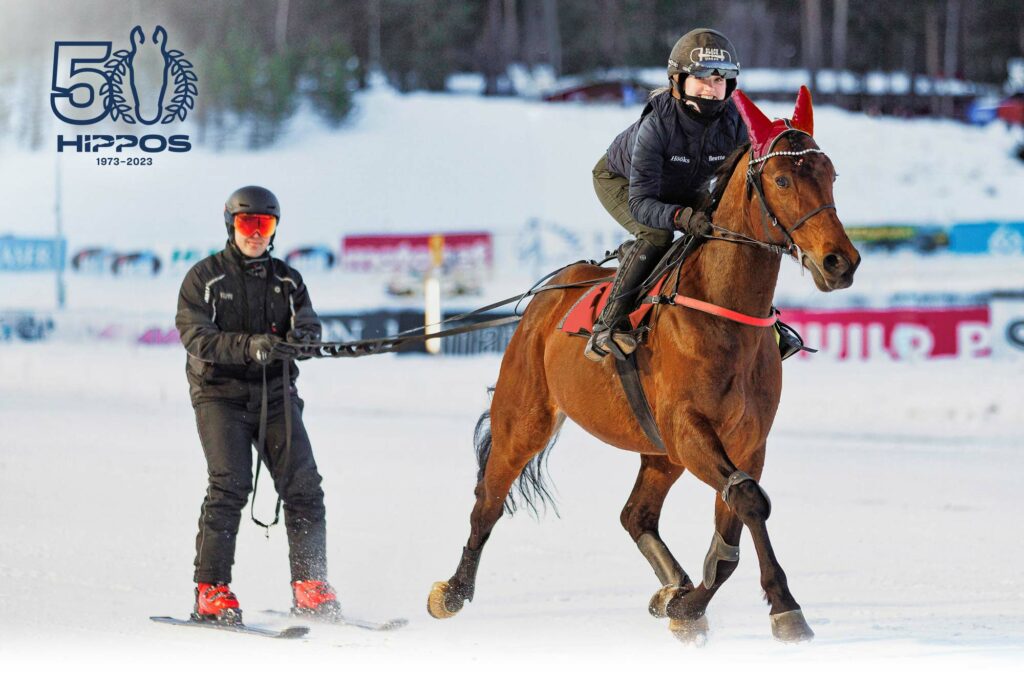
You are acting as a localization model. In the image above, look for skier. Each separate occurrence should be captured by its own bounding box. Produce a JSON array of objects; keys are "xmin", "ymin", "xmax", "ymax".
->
[
  {"xmin": 585, "ymin": 28, "xmax": 756, "ymax": 361},
  {"xmin": 175, "ymin": 185, "xmax": 337, "ymax": 623}
]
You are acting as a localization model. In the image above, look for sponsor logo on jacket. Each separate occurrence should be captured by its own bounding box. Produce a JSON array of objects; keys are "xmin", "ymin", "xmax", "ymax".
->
[
  {"xmin": 219, "ymin": 292, "xmax": 233, "ymax": 300},
  {"xmin": 708, "ymin": 154, "xmax": 726, "ymax": 162},
  {"xmin": 670, "ymin": 155, "xmax": 691, "ymax": 164}
]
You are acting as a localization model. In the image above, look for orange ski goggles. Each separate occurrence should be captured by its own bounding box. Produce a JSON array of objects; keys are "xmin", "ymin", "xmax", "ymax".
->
[{"xmin": 233, "ymin": 213, "xmax": 278, "ymax": 239}]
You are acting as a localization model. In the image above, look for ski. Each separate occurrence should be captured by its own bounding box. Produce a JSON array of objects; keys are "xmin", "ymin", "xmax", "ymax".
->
[
  {"xmin": 261, "ymin": 609, "xmax": 408, "ymax": 631},
  {"xmin": 150, "ymin": 615, "xmax": 309, "ymax": 639}
]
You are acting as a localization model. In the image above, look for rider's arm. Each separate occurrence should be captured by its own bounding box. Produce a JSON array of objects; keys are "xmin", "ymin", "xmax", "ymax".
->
[{"xmin": 628, "ymin": 113, "xmax": 685, "ymax": 232}]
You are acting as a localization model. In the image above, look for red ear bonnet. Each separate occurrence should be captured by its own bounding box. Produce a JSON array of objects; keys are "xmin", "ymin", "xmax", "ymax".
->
[
  {"xmin": 791, "ymin": 85, "xmax": 814, "ymax": 136},
  {"xmin": 732, "ymin": 86, "xmax": 815, "ymax": 158}
]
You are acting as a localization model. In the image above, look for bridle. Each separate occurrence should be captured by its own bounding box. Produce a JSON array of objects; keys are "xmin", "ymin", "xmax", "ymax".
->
[{"xmin": 706, "ymin": 126, "xmax": 836, "ymax": 267}]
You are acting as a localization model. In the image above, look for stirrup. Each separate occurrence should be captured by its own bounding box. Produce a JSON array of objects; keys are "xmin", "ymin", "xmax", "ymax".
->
[
  {"xmin": 585, "ymin": 328, "xmax": 636, "ymax": 362},
  {"xmin": 608, "ymin": 330, "xmax": 639, "ymax": 356},
  {"xmin": 584, "ymin": 331, "xmax": 610, "ymax": 362}
]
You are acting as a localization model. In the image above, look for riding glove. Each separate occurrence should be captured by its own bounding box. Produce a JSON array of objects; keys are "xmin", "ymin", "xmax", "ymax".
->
[{"xmin": 673, "ymin": 207, "xmax": 713, "ymax": 236}]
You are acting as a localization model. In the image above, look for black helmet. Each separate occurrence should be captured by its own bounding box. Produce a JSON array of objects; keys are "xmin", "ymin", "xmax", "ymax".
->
[
  {"xmin": 667, "ymin": 29, "xmax": 740, "ymax": 80},
  {"xmin": 223, "ymin": 185, "xmax": 280, "ymax": 227}
]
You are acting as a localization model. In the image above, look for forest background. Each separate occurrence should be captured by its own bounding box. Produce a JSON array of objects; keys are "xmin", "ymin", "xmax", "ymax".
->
[{"xmin": 1, "ymin": 0, "xmax": 1021, "ymax": 149}]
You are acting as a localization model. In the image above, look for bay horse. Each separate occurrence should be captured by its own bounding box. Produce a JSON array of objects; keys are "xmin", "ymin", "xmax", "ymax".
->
[{"xmin": 428, "ymin": 87, "xmax": 860, "ymax": 643}]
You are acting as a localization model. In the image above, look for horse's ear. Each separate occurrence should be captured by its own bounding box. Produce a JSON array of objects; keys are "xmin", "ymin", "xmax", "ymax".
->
[
  {"xmin": 791, "ymin": 85, "xmax": 814, "ymax": 137},
  {"xmin": 732, "ymin": 89, "xmax": 774, "ymax": 152}
]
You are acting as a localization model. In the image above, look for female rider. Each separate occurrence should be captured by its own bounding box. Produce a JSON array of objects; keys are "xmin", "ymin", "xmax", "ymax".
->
[{"xmin": 585, "ymin": 28, "xmax": 748, "ymax": 361}]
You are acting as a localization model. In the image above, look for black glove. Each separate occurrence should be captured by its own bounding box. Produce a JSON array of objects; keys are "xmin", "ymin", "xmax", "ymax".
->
[
  {"xmin": 246, "ymin": 334, "xmax": 297, "ymax": 365},
  {"xmin": 286, "ymin": 327, "xmax": 320, "ymax": 360},
  {"xmin": 673, "ymin": 207, "xmax": 713, "ymax": 236},
  {"xmin": 286, "ymin": 327, "xmax": 320, "ymax": 344}
]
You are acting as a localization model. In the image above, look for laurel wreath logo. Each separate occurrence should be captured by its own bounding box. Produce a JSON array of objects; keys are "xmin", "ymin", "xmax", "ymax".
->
[
  {"xmin": 162, "ymin": 48, "xmax": 198, "ymax": 123},
  {"xmin": 100, "ymin": 47, "xmax": 137, "ymax": 123},
  {"xmin": 99, "ymin": 25, "xmax": 198, "ymax": 125}
]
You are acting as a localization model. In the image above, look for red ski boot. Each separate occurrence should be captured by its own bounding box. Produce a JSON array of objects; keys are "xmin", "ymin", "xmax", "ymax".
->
[
  {"xmin": 193, "ymin": 582, "xmax": 242, "ymax": 624},
  {"xmin": 292, "ymin": 580, "xmax": 340, "ymax": 618}
]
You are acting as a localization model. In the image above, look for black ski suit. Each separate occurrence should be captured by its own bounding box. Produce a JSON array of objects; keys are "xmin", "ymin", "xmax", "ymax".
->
[{"xmin": 176, "ymin": 241, "xmax": 326, "ymax": 584}]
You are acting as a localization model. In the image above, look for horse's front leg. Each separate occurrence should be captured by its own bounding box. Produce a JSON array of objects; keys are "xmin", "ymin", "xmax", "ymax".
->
[
  {"xmin": 664, "ymin": 415, "xmax": 813, "ymax": 643},
  {"xmin": 659, "ymin": 493, "xmax": 744, "ymax": 643}
]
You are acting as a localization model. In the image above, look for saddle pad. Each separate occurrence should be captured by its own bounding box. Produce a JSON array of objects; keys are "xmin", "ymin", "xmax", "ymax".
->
[{"xmin": 559, "ymin": 272, "xmax": 668, "ymax": 335}]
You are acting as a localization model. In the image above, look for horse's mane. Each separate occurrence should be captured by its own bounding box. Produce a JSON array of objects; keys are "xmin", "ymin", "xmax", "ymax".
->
[{"xmin": 696, "ymin": 143, "xmax": 750, "ymax": 216}]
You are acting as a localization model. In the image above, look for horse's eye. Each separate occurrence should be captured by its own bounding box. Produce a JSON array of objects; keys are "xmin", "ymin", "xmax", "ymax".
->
[{"xmin": 775, "ymin": 176, "xmax": 790, "ymax": 188}]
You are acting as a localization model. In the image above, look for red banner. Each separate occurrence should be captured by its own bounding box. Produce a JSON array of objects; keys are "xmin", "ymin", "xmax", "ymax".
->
[
  {"xmin": 784, "ymin": 306, "xmax": 990, "ymax": 360},
  {"xmin": 341, "ymin": 232, "xmax": 493, "ymax": 273}
]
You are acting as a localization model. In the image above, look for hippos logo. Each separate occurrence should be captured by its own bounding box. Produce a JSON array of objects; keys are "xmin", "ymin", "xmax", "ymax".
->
[{"xmin": 51, "ymin": 25, "xmax": 197, "ymax": 154}]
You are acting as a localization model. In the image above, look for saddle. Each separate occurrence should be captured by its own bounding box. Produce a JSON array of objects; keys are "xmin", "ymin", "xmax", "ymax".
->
[
  {"xmin": 557, "ymin": 235, "xmax": 693, "ymax": 342},
  {"xmin": 558, "ymin": 272, "xmax": 667, "ymax": 337}
]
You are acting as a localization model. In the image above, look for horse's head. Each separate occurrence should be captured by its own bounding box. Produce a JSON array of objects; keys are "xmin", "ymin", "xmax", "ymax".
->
[{"xmin": 732, "ymin": 86, "xmax": 860, "ymax": 291}]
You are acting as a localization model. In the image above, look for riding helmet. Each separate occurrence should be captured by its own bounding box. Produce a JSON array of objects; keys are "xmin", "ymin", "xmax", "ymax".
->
[{"xmin": 668, "ymin": 28, "xmax": 741, "ymax": 96}]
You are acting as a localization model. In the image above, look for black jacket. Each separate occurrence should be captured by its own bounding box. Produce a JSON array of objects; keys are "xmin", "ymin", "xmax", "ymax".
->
[
  {"xmin": 176, "ymin": 242, "xmax": 321, "ymax": 405},
  {"xmin": 606, "ymin": 90, "xmax": 749, "ymax": 231}
]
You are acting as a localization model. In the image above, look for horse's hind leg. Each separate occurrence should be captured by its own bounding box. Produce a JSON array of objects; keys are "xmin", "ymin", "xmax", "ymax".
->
[
  {"xmin": 427, "ymin": 381, "xmax": 562, "ymax": 620},
  {"xmin": 619, "ymin": 455, "xmax": 696, "ymax": 615}
]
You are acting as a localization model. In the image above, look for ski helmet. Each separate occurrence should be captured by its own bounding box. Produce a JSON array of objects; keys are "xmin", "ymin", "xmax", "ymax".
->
[
  {"xmin": 667, "ymin": 28, "xmax": 740, "ymax": 87},
  {"xmin": 224, "ymin": 185, "xmax": 281, "ymax": 230}
]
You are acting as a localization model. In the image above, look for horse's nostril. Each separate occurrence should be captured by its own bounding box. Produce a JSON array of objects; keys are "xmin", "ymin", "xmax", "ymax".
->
[{"xmin": 823, "ymin": 253, "xmax": 847, "ymax": 275}]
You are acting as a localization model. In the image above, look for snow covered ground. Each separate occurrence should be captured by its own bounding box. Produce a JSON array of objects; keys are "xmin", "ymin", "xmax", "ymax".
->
[
  {"xmin": 2, "ymin": 83, "xmax": 1023, "ymax": 675},
  {"xmin": 0, "ymin": 345, "xmax": 1021, "ymax": 675}
]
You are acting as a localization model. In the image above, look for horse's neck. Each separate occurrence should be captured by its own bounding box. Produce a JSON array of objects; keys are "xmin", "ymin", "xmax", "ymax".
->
[{"xmin": 690, "ymin": 167, "xmax": 781, "ymax": 317}]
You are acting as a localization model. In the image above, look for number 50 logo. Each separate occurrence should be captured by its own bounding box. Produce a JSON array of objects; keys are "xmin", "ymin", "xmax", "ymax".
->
[{"xmin": 51, "ymin": 25, "xmax": 198, "ymax": 126}]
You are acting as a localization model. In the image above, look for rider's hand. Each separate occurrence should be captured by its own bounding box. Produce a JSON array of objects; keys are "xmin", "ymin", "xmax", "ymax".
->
[{"xmin": 673, "ymin": 207, "xmax": 713, "ymax": 236}]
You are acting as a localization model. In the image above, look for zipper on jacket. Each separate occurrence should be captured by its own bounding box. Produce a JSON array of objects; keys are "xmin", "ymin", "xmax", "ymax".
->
[{"xmin": 689, "ymin": 125, "xmax": 711, "ymax": 184}]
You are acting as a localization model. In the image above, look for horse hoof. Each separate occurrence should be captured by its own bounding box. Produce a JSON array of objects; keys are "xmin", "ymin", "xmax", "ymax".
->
[
  {"xmin": 427, "ymin": 581, "xmax": 464, "ymax": 619},
  {"xmin": 668, "ymin": 616, "xmax": 709, "ymax": 646},
  {"xmin": 648, "ymin": 584, "xmax": 687, "ymax": 618},
  {"xmin": 770, "ymin": 609, "xmax": 814, "ymax": 643}
]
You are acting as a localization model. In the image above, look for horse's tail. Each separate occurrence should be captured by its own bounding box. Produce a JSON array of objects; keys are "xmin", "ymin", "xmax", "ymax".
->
[{"xmin": 473, "ymin": 390, "xmax": 560, "ymax": 518}]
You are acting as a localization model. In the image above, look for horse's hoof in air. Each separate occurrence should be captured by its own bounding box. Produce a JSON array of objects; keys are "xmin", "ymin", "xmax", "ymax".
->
[
  {"xmin": 770, "ymin": 608, "xmax": 814, "ymax": 643},
  {"xmin": 648, "ymin": 584, "xmax": 689, "ymax": 618},
  {"xmin": 427, "ymin": 581, "xmax": 464, "ymax": 619},
  {"xmin": 668, "ymin": 615, "xmax": 709, "ymax": 646}
]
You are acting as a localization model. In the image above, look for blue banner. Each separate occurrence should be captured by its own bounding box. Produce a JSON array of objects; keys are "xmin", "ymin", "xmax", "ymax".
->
[
  {"xmin": 948, "ymin": 222, "xmax": 1024, "ymax": 254},
  {"xmin": 0, "ymin": 236, "xmax": 67, "ymax": 272}
]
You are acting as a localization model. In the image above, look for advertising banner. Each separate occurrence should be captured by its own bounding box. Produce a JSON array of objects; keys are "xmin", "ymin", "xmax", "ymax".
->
[
  {"xmin": 0, "ymin": 311, "xmax": 56, "ymax": 342},
  {"xmin": 340, "ymin": 232, "xmax": 493, "ymax": 273},
  {"xmin": 0, "ymin": 237, "xmax": 66, "ymax": 272},
  {"xmin": 989, "ymin": 293, "xmax": 1024, "ymax": 360},
  {"xmin": 948, "ymin": 221, "xmax": 1024, "ymax": 254},
  {"xmin": 785, "ymin": 306, "xmax": 990, "ymax": 361}
]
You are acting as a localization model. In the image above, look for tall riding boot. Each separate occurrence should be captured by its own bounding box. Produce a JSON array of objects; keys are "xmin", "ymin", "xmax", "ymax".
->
[{"xmin": 584, "ymin": 239, "xmax": 668, "ymax": 361}]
